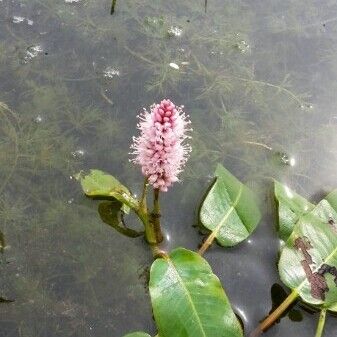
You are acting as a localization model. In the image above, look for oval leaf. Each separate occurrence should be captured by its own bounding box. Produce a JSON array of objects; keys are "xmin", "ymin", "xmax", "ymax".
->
[
  {"xmin": 199, "ymin": 164, "xmax": 261, "ymax": 247},
  {"xmin": 149, "ymin": 248, "xmax": 243, "ymax": 337},
  {"xmin": 76, "ymin": 169, "xmax": 138, "ymax": 210},
  {"xmin": 123, "ymin": 333, "xmax": 152, "ymax": 337},
  {"xmin": 279, "ymin": 199, "xmax": 337, "ymax": 311},
  {"xmin": 324, "ymin": 189, "xmax": 337, "ymax": 212},
  {"xmin": 274, "ymin": 181, "xmax": 314, "ymax": 241}
]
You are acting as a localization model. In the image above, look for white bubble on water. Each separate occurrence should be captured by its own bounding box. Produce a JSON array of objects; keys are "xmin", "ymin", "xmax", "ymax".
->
[
  {"xmin": 103, "ymin": 66, "xmax": 120, "ymax": 79},
  {"xmin": 71, "ymin": 149, "xmax": 85, "ymax": 158},
  {"xmin": 235, "ymin": 40, "xmax": 250, "ymax": 53},
  {"xmin": 12, "ymin": 16, "xmax": 25, "ymax": 24},
  {"xmin": 34, "ymin": 115, "xmax": 43, "ymax": 123},
  {"xmin": 167, "ymin": 26, "xmax": 182, "ymax": 37},
  {"xmin": 169, "ymin": 62, "xmax": 179, "ymax": 70},
  {"xmin": 23, "ymin": 45, "xmax": 43, "ymax": 63},
  {"xmin": 12, "ymin": 16, "xmax": 34, "ymax": 25}
]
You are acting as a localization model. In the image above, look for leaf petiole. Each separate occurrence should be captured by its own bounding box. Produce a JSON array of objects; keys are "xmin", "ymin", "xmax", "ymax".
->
[
  {"xmin": 249, "ymin": 290, "xmax": 298, "ymax": 337},
  {"xmin": 198, "ymin": 184, "xmax": 243, "ymax": 255},
  {"xmin": 315, "ymin": 309, "xmax": 327, "ymax": 337}
]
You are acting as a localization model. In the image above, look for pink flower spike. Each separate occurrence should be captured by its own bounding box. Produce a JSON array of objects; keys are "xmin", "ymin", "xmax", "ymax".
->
[{"xmin": 131, "ymin": 99, "xmax": 192, "ymax": 192}]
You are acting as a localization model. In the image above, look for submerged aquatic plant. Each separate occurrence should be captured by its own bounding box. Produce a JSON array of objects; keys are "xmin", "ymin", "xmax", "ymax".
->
[{"xmin": 131, "ymin": 99, "xmax": 191, "ymax": 192}]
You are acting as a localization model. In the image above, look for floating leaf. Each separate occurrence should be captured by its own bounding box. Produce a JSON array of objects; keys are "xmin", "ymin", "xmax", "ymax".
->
[
  {"xmin": 98, "ymin": 201, "xmax": 143, "ymax": 238},
  {"xmin": 76, "ymin": 169, "xmax": 137, "ymax": 211},
  {"xmin": 324, "ymin": 189, "xmax": 337, "ymax": 212},
  {"xmin": 199, "ymin": 164, "xmax": 261, "ymax": 247},
  {"xmin": 279, "ymin": 199, "xmax": 337, "ymax": 311},
  {"xmin": 149, "ymin": 248, "xmax": 243, "ymax": 337},
  {"xmin": 274, "ymin": 181, "xmax": 314, "ymax": 241},
  {"xmin": 123, "ymin": 333, "xmax": 152, "ymax": 337}
]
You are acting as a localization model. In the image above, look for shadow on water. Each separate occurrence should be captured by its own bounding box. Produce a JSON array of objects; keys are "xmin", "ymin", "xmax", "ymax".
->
[
  {"xmin": 269, "ymin": 283, "xmax": 303, "ymax": 325},
  {"xmin": 0, "ymin": 230, "xmax": 14, "ymax": 304},
  {"xmin": 0, "ymin": 230, "xmax": 4, "ymax": 254},
  {"xmin": 98, "ymin": 201, "xmax": 144, "ymax": 238}
]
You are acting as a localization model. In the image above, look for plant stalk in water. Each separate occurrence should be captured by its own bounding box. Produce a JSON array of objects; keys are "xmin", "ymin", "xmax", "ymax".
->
[
  {"xmin": 111, "ymin": 0, "xmax": 117, "ymax": 14},
  {"xmin": 315, "ymin": 309, "xmax": 327, "ymax": 337},
  {"xmin": 136, "ymin": 180, "xmax": 163, "ymax": 248},
  {"xmin": 249, "ymin": 290, "xmax": 298, "ymax": 337}
]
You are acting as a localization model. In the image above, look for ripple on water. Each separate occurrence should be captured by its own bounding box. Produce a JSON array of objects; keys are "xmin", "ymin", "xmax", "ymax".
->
[
  {"xmin": 71, "ymin": 149, "xmax": 86, "ymax": 159},
  {"xmin": 278, "ymin": 152, "xmax": 296, "ymax": 167}
]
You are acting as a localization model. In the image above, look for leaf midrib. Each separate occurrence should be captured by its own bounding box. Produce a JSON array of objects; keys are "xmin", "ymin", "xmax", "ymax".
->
[
  {"xmin": 166, "ymin": 257, "xmax": 207, "ymax": 337},
  {"xmin": 213, "ymin": 185, "xmax": 244, "ymax": 237}
]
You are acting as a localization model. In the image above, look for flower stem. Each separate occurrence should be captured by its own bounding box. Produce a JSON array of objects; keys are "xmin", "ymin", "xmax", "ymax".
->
[
  {"xmin": 142, "ymin": 212, "xmax": 157, "ymax": 245},
  {"xmin": 315, "ymin": 309, "xmax": 327, "ymax": 337},
  {"xmin": 140, "ymin": 178, "xmax": 148, "ymax": 212},
  {"xmin": 136, "ymin": 178, "xmax": 154, "ymax": 244},
  {"xmin": 137, "ymin": 185, "xmax": 163, "ymax": 245},
  {"xmin": 151, "ymin": 189, "xmax": 163, "ymax": 243},
  {"xmin": 249, "ymin": 290, "xmax": 298, "ymax": 337}
]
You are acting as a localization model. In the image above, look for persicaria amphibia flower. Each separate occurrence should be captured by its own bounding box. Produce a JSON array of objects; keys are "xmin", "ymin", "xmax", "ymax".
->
[{"xmin": 131, "ymin": 99, "xmax": 192, "ymax": 192}]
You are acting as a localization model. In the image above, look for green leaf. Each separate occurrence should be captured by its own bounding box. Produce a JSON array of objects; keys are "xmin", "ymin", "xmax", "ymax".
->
[
  {"xmin": 98, "ymin": 201, "xmax": 143, "ymax": 238},
  {"xmin": 123, "ymin": 333, "xmax": 152, "ymax": 337},
  {"xmin": 199, "ymin": 164, "xmax": 261, "ymax": 247},
  {"xmin": 279, "ymin": 199, "xmax": 337, "ymax": 311},
  {"xmin": 274, "ymin": 181, "xmax": 314, "ymax": 241},
  {"xmin": 324, "ymin": 189, "xmax": 337, "ymax": 212},
  {"xmin": 76, "ymin": 169, "xmax": 138, "ymax": 210},
  {"xmin": 149, "ymin": 248, "xmax": 243, "ymax": 337}
]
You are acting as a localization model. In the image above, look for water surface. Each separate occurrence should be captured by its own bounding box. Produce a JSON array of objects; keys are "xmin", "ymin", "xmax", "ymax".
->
[{"xmin": 1, "ymin": 0, "xmax": 337, "ymax": 336}]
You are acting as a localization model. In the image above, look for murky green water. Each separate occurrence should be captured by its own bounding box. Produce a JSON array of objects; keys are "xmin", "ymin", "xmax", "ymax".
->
[{"xmin": 1, "ymin": 0, "xmax": 337, "ymax": 336}]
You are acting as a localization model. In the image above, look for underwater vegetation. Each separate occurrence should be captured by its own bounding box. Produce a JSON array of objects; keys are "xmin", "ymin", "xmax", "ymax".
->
[{"xmin": 1, "ymin": 0, "xmax": 337, "ymax": 336}]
